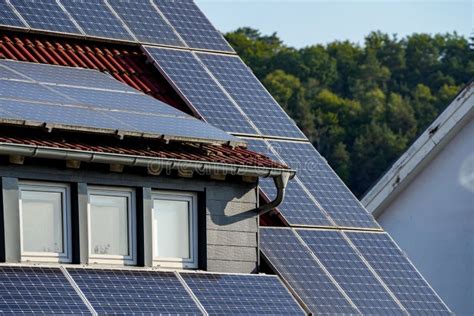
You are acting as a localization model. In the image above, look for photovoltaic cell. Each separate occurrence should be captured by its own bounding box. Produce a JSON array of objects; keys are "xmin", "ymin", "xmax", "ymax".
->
[
  {"xmin": 108, "ymin": 0, "xmax": 184, "ymax": 46},
  {"xmin": 346, "ymin": 232, "xmax": 452, "ymax": 315},
  {"xmin": 67, "ymin": 268, "xmax": 201, "ymax": 314},
  {"xmin": 197, "ymin": 53, "xmax": 306, "ymax": 139},
  {"xmin": 0, "ymin": 266, "xmax": 90, "ymax": 314},
  {"xmin": 10, "ymin": 0, "xmax": 81, "ymax": 34},
  {"xmin": 260, "ymin": 227, "xmax": 358, "ymax": 315},
  {"xmin": 102, "ymin": 109, "xmax": 237, "ymax": 142},
  {"xmin": 60, "ymin": 0, "xmax": 134, "ymax": 41},
  {"xmin": 246, "ymin": 138, "xmax": 333, "ymax": 226},
  {"xmin": 0, "ymin": 80, "xmax": 72, "ymax": 104},
  {"xmin": 55, "ymin": 86, "xmax": 187, "ymax": 117},
  {"xmin": 154, "ymin": 0, "xmax": 233, "ymax": 52},
  {"xmin": 180, "ymin": 272, "xmax": 304, "ymax": 315},
  {"xmin": 144, "ymin": 47, "xmax": 258, "ymax": 134},
  {"xmin": 269, "ymin": 140, "xmax": 380, "ymax": 229},
  {"xmin": 297, "ymin": 229, "xmax": 405, "ymax": 315},
  {"xmin": 0, "ymin": 59, "xmax": 134, "ymax": 92},
  {"xmin": 0, "ymin": 0, "xmax": 26, "ymax": 27},
  {"xmin": 0, "ymin": 99, "xmax": 128, "ymax": 131}
]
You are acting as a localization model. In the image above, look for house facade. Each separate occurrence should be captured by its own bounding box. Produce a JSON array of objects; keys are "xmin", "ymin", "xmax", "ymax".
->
[
  {"xmin": 0, "ymin": 0, "xmax": 453, "ymax": 314},
  {"xmin": 362, "ymin": 84, "xmax": 474, "ymax": 316}
]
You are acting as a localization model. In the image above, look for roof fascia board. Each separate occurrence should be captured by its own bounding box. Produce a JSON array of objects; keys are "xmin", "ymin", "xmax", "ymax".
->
[{"xmin": 362, "ymin": 84, "xmax": 474, "ymax": 217}]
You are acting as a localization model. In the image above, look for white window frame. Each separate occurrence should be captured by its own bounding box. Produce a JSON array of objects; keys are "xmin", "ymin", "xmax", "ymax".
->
[
  {"xmin": 87, "ymin": 187, "xmax": 136, "ymax": 265},
  {"xmin": 18, "ymin": 181, "xmax": 72, "ymax": 263},
  {"xmin": 152, "ymin": 191, "xmax": 198, "ymax": 269}
]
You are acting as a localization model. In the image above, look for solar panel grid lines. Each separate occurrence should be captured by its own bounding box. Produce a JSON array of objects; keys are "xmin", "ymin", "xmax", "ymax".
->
[
  {"xmin": 0, "ymin": 59, "xmax": 137, "ymax": 93},
  {"xmin": 179, "ymin": 271, "xmax": 306, "ymax": 315},
  {"xmin": 244, "ymin": 138, "xmax": 335, "ymax": 227},
  {"xmin": 267, "ymin": 140, "xmax": 381, "ymax": 229},
  {"xmin": 0, "ymin": 0, "xmax": 28, "ymax": 28},
  {"xmin": 259, "ymin": 227, "xmax": 360, "ymax": 315},
  {"xmin": 107, "ymin": 0, "xmax": 184, "ymax": 47},
  {"xmin": 345, "ymin": 231, "xmax": 453, "ymax": 316},
  {"xmin": 59, "ymin": 266, "xmax": 97, "ymax": 315},
  {"xmin": 9, "ymin": 0, "xmax": 81, "ymax": 35},
  {"xmin": 143, "ymin": 46, "xmax": 259, "ymax": 135},
  {"xmin": 296, "ymin": 229, "xmax": 407, "ymax": 315},
  {"xmin": 0, "ymin": 266, "xmax": 91, "ymax": 314},
  {"xmin": 59, "ymin": 0, "xmax": 135, "ymax": 42},
  {"xmin": 66, "ymin": 268, "xmax": 203, "ymax": 315},
  {"xmin": 197, "ymin": 53, "xmax": 307, "ymax": 139},
  {"xmin": 153, "ymin": 0, "xmax": 234, "ymax": 53}
]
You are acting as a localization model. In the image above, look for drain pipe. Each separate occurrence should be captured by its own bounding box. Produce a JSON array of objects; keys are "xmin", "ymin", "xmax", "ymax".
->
[{"xmin": 257, "ymin": 171, "xmax": 291, "ymax": 216}]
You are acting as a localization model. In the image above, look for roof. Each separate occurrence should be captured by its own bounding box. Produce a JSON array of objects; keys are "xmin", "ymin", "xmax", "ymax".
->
[
  {"xmin": 0, "ymin": 126, "xmax": 291, "ymax": 177},
  {"xmin": 362, "ymin": 82, "xmax": 474, "ymax": 216},
  {"xmin": 0, "ymin": 32, "xmax": 188, "ymax": 112}
]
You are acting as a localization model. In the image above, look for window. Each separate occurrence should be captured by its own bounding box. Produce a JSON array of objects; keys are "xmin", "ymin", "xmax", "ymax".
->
[
  {"xmin": 88, "ymin": 187, "xmax": 136, "ymax": 265},
  {"xmin": 152, "ymin": 191, "xmax": 198, "ymax": 269},
  {"xmin": 19, "ymin": 182, "xmax": 71, "ymax": 263}
]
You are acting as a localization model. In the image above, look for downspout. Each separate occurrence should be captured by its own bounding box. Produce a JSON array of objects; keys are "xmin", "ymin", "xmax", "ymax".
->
[{"xmin": 256, "ymin": 171, "xmax": 291, "ymax": 216}]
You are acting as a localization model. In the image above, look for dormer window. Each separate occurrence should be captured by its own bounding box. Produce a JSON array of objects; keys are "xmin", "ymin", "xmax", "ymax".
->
[
  {"xmin": 19, "ymin": 182, "xmax": 71, "ymax": 263},
  {"xmin": 152, "ymin": 191, "xmax": 198, "ymax": 269},
  {"xmin": 87, "ymin": 187, "xmax": 136, "ymax": 265}
]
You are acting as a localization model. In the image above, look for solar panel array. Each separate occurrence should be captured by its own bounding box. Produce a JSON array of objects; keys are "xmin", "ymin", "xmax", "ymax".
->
[
  {"xmin": 0, "ymin": 266, "xmax": 90, "ymax": 314},
  {"xmin": 10, "ymin": 0, "xmax": 81, "ymax": 35},
  {"xmin": 0, "ymin": 59, "xmax": 239, "ymax": 145},
  {"xmin": 181, "ymin": 272, "xmax": 304, "ymax": 315},
  {"xmin": 346, "ymin": 232, "xmax": 452, "ymax": 315},
  {"xmin": 261, "ymin": 227, "xmax": 452, "ymax": 315},
  {"xmin": 0, "ymin": 0, "xmax": 234, "ymax": 52}
]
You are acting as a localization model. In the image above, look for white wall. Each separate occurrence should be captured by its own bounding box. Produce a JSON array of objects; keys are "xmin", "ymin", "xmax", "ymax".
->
[{"xmin": 378, "ymin": 118, "xmax": 474, "ymax": 316}]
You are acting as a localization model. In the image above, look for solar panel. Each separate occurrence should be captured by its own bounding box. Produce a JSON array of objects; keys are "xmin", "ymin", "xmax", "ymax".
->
[
  {"xmin": 10, "ymin": 0, "xmax": 81, "ymax": 34},
  {"xmin": 0, "ymin": 266, "xmax": 90, "ymax": 314},
  {"xmin": 0, "ymin": 99, "xmax": 128, "ymax": 131},
  {"xmin": 60, "ymin": 0, "xmax": 134, "ymax": 41},
  {"xmin": 102, "ymin": 109, "xmax": 238, "ymax": 142},
  {"xmin": 144, "ymin": 47, "xmax": 258, "ymax": 135},
  {"xmin": 0, "ymin": 0, "xmax": 26, "ymax": 28},
  {"xmin": 259, "ymin": 227, "xmax": 358, "ymax": 315},
  {"xmin": 0, "ymin": 80, "xmax": 72, "ymax": 104},
  {"xmin": 154, "ymin": 0, "xmax": 234, "ymax": 52},
  {"xmin": 268, "ymin": 140, "xmax": 380, "ymax": 229},
  {"xmin": 297, "ymin": 229, "xmax": 405, "ymax": 315},
  {"xmin": 54, "ymin": 86, "xmax": 187, "ymax": 117},
  {"xmin": 197, "ymin": 53, "xmax": 306, "ymax": 139},
  {"xmin": 0, "ymin": 59, "xmax": 133, "ymax": 92},
  {"xmin": 108, "ymin": 0, "xmax": 184, "ymax": 47},
  {"xmin": 346, "ymin": 232, "xmax": 452, "ymax": 315},
  {"xmin": 246, "ymin": 138, "xmax": 334, "ymax": 226},
  {"xmin": 66, "ymin": 268, "xmax": 201, "ymax": 314},
  {"xmin": 180, "ymin": 272, "xmax": 305, "ymax": 315}
]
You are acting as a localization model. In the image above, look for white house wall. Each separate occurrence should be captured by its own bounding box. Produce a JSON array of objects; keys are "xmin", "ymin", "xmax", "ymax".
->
[{"xmin": 377, "ymin": 118, "xmax": 474, "ymax": 316}]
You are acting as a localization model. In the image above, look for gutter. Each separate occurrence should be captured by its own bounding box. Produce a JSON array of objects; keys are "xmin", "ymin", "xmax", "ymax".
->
[
  {"xmin": 255, "ymin": 172, "xmax": 291, "ymax": 216},
  {"xmin": 0, "ymin": 142, "xmax": 294, "ymax": 191}
]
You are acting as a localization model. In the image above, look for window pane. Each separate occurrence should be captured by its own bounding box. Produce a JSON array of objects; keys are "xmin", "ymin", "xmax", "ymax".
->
[
  {"xmin": 153, "ymin": 199, "xmax": 190, "ymax": 259},
  {"xmin": 21, "ymin": 191, "xmax": 63, "ymax": 253},
  {"xmin": 90, "ymin": 195, "xmax": 129, "ymax": 256}
]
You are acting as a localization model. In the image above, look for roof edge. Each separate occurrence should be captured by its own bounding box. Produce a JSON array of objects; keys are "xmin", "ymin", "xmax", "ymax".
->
[
  {"xmin": 361, "ymin": 83, "xmax": 474, "ymax": 216},
  {"xmin": 0, "ymin": 142, "xmax": 295, "ymax": 179}
]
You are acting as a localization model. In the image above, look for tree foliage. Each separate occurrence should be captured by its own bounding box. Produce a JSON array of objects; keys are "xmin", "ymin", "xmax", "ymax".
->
[{"xmin": 225, "ymin": 29, "xmax": 472, "ymax": 196}]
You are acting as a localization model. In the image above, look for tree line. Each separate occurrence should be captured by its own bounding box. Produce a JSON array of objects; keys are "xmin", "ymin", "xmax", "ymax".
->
[{"xmin": 225, "ymin": 28, "xmax": 473, "ymax": 197}]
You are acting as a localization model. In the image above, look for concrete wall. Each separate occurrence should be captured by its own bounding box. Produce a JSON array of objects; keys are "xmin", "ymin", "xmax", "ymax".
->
[
  {"xmin": 377, "ymin": 118, "xmax": 474, "ymax": 316},
  {"xmin": 0, "ymin": 163, "xmax": 258, "ymax": 274}
]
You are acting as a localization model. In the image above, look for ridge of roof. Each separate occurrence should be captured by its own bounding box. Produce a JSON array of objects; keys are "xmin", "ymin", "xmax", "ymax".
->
[{"xmin": 361, "ymin": 82, "xmax": 474, "ymax": 216}]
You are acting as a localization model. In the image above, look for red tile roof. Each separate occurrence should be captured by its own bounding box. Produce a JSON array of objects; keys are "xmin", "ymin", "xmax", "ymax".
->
[
  {"xmin": 0, "ymin": 32, "xmax": 192, "ymax": 114},
  {"xmin": 0, "ymin": 127, "xmax": 288, "ymax": 170}
]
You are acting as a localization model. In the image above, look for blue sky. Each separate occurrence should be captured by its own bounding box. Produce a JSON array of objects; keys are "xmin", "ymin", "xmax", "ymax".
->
[{"xmin": 196, "ymin": 0, "xmax": 472, "ymax": 48}]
